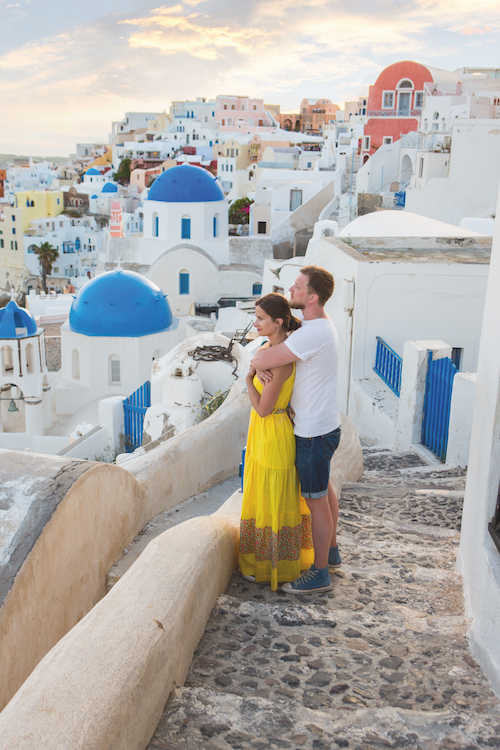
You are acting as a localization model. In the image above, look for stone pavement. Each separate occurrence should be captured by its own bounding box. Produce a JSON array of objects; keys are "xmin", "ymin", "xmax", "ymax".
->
[{"xmin": 147, "ymin": 449, "xmax": 500, "ymax": 750}]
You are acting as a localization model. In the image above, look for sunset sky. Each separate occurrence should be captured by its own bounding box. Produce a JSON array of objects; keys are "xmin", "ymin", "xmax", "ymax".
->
[{"xmin": 1, "ymin": 0, "xmax": 499, "ymax": 156}]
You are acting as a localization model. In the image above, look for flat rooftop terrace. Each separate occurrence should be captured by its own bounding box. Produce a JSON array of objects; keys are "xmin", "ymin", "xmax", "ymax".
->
[{"xmin": 337, "ymin": 236, "xmax": 492, "ymax": 264}]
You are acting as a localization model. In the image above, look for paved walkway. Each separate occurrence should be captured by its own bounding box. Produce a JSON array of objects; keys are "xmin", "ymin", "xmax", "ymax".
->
[{"xmin": 147, "ymin": 449, "xmax": 500, "ymax": 750}]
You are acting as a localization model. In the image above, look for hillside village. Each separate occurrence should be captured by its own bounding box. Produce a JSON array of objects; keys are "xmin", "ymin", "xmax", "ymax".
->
[{"xmin": 1, "ymin": 57, "xmax": 500, "ymax": 749}]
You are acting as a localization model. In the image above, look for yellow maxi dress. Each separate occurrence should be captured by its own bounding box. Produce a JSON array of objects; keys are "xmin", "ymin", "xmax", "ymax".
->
[{"xmin": 239, "ymin": 364, "xmax": 314, "ymax": 591}]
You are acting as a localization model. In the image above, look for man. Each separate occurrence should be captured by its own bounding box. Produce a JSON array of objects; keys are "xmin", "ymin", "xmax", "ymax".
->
[{"xmin": 251, "ymin": 265, "xmax": 341, "ymax": 593}]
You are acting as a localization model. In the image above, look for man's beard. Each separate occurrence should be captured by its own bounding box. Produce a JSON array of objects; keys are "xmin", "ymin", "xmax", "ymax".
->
[{"xmin": 289, "ymin": 296, "xmax": 304, "ymax": 310}]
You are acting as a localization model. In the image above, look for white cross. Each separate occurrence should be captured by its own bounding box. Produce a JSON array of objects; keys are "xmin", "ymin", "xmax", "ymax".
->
[
  {"xmin": 116, "ymin": 257, "xmax": 122, "ymax": 270},
  {"xmin": 9, "ymin": 287, "xmax": 16, "ymax": 302}
]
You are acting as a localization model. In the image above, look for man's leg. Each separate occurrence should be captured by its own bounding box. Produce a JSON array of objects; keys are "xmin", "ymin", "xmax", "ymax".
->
[
  {"xmin": 306, "ymin": 494, "xmax": 333, "ymax": 570},
  {"xmin": 328, "ymin": 481, "xmax": 338, "ymax": 548}
]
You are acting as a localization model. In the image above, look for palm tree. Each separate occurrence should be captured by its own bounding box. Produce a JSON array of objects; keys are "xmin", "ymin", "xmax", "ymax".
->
[{"xmin": 33, "ymin": 241, "xmax": 59, "ymax": 293}]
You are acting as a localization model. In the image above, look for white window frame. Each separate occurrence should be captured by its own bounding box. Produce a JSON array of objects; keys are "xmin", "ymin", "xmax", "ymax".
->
[
  {"xmin": 383, "ymin": 136, "xmax": 393, "ymax": 145},
  {"xmin": 414, "ymin": 91, "xmax": 424, "ymax": 109},
  {"xmin": 363, "ymin": 135, "xmax": 371, "ymax": 151},
  {"xmin": 382, "ymin": 91, "xmax": 394, "ymax": 109},
  {"xmin": 396, "ymin": 78, "xmax": 414, "ymax": 90}
]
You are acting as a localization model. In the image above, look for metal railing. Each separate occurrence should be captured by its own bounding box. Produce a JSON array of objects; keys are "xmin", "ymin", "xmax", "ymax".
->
[
  {"xmin": 373, "ymin": 337, "xmax": 402, "ymax": 397},
  {"xmin": 368, "ymin": 109, "xmax": 421, "ymax": 117}
]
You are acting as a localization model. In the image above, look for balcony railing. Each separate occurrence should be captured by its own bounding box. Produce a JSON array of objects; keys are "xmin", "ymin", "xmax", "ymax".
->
[
  {"xmin": 368, "ymin": 110, "xmax": 421, "ymax": 117},
  {"xmin": 374, "ymin": 336, "xmax": 402, "ymax": 397}
]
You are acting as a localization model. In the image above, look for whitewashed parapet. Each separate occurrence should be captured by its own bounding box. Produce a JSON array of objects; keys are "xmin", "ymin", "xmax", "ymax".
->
[{"xmin": 446, "ymin": 372, "xmax": 477, "ymax": 468}]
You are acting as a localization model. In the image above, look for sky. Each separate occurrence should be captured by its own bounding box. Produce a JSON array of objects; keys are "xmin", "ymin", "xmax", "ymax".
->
[{"xmin": 0, "ymin": 0, "xmax": 499, "ymax": 157}]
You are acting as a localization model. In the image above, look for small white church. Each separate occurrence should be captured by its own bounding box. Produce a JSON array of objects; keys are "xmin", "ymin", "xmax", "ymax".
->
[
  {"xmin": 0, "ymin": 298, "xmax": 51, "ymax": 437},
  {"xmin": 55, "ymin": 269, "xmax": 179, "ymax": 415},
  {"xmin": 100, "ymin": 164, "xmax": 265, "ymax": 316}
]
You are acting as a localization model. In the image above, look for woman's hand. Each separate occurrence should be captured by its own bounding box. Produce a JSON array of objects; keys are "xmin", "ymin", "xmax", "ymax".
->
[{"xmin": 246, "ymin": 364, "xmax": 256, "ymax": 381}]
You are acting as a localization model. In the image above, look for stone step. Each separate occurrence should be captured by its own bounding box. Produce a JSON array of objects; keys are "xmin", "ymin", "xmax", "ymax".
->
[
  {"xmin": 146, "ymin": 451, "xmax": 498, "ymax": 750},
  {"xmin": 152, "ymin": 685, "xmax": 500, "ymax": 749},
  {"xmin": 148, "ymin": 587, "xmax": 500, "ymax": 749}
]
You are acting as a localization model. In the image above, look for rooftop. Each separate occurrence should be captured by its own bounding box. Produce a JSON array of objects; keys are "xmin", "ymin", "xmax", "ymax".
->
[{"xmin": 335, "ymin": 236, "xmax": 491, "ymax": 264}]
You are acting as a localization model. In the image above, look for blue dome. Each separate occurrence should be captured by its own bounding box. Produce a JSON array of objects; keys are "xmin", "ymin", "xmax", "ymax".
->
[
  {"xmin": 0, "ymin": 301, "xmax": 37, "ymax": 339},
  {"xmin": 69, "ymin": 270, "xmax": 174, "ymax": 337},
  {"xmin": 85, "ymin": 168, "xmax": 100, "ymax": 176},
  {"xmin": 147, "ymin": 164, "xmax": 224, "ymax": 203},
  {"xmin": 102, "ymin": 183, "xmax": 118, "ymax": 193},
  {"xmin": 91, "ymin": 194, "xmax": 98, "ymax": 199}
]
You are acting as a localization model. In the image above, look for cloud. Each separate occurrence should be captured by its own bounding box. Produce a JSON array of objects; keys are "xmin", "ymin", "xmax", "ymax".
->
[
  {"xmin": 1, "ymin": 0, "xmax": 500, "ymax": 154},
  {"xmin": 460, "ymin": 25, "xmax": 493, "ymax": 35}
]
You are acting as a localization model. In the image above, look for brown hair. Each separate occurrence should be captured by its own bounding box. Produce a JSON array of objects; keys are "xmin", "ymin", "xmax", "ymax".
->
[
  {"xmin": 255, "ymin": 293, "xmax": 301, "ymax": 332},
  {"xmin": 301, "ymin": 265, "xmax": 334, "ymax": 306}
]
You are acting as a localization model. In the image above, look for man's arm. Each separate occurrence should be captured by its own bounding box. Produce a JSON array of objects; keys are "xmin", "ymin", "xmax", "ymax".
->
[{"xmin": 251, "ymin": 341, "xmax": 299, "ymax": 371}]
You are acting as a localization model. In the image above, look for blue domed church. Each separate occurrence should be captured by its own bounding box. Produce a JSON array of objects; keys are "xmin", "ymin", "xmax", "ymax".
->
[
  {"xmin": 55, "ymin": 270, "xmax": 179, "ymax": 415},
  {"xmin": 103, "ymin": 163, "xmax": 262, "ymax": 316},
  {"xmin": 142, "ymin": 164, "xmax": 231, "ymax": 315}
]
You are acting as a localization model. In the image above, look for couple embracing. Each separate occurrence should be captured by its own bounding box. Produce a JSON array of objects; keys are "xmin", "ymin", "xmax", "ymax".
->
[{"xmin": 239, "ymin": 265, "xmax": 341, "ymax": 594}]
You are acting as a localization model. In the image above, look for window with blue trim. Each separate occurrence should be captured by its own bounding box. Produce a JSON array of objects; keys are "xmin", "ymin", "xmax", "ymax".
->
[
  {"xmin": 181, "ymin": 217, "xmax": 191, "ymax": 239},
  {"xmin": 252, "ymin": 283, "xmax": 262, "ymax": 295},
  {"xmin": 179, "ymin": 270, "xmax": 189, "ymax": 295},
  {"xmin": 213, "ymin": 215, "xmax": 218, "ymax": 237}
]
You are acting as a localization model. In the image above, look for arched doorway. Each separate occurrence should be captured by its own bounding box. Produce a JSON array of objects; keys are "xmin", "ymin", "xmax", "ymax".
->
[{"xmin": 400, "ymin": 154, "xmax": 413, "ymax": 185}]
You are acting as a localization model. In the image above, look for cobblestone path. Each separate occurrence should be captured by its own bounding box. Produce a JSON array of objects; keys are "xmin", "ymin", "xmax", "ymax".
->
[{"xmin": 148, "ymin": 449, "xmax": 500, "ymax": 750}]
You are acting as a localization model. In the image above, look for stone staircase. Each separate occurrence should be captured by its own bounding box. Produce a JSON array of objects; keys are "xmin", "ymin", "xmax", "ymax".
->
[
  {"xmin": 147, "ymin": 449, "xmax": 500, "ymax": 750},
  {"xmin": 346, "ymin": 152, "xmax": 360, "ymax": 194}
]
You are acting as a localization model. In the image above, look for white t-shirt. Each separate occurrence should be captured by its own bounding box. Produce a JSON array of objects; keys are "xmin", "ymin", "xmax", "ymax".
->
[{"xmin": 284, "ymin": 316, "xmax": 340, "ymax": 438}]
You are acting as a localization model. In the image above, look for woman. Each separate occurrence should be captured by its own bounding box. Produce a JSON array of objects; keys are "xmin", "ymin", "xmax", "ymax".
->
[{"xmin": 239, "ymin": 293, "xmax": 314, "ymax": 591}]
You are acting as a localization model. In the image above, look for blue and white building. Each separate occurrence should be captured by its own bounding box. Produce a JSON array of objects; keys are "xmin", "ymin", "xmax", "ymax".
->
[
  {"xmin": 55, "ymin": 270, "xmax": 179, "ymax": 415},
  {"xmin": 0, "ymin": 299, "xmax": 51, "ymax": 436}
]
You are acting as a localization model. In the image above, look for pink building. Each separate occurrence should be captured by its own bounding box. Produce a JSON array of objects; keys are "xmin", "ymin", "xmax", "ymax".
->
[
  {"xmin": 361, "ymin": 61, "xmax": 459, "ymax": 164},
  {"xmin": 215, "ymin": 96, "xmax": 275, "ymax": 133}
]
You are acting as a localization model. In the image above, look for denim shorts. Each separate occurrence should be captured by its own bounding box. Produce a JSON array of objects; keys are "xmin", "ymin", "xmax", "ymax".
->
[{"xmin": 295, "ymin": 427, "xmax": 341, "ymax": 499}]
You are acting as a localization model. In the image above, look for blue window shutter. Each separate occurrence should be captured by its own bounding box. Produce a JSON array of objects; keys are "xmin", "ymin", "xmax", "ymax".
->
[
  {"xmin": 181, "ymin": 218, "xmax": 191, "ymax": 239},
  {"xmin": 213, "ymin": 216, "xmax": 217, "ymax": 237},
  {"xmin": 253, "ymin": 283, "xmax": 262, "ymax": 295},
  {"xmin": 180, "ymin": 273, "xmax": 189, "ymax": 294}
]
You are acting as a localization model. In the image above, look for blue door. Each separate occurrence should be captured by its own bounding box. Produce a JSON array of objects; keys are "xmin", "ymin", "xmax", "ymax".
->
[
  {"xmin": 123, "ymin": 381, "xmax": 151, "ymax": 452},
  {"xmin": 421, "ymin": 353, "xmax": 457, "ymax": 462}
]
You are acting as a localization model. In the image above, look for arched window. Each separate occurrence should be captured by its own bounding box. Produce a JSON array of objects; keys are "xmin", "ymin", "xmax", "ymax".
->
[
  {"xmin": 179, "ymin": 269, "xmax": 189, "ymax": 295},
  {"xmin": 221, "ymin": 119, "xmax": 225, "ymax": 126},
  {"xmin": 1, "ymin": 345, "xmax": 13, "ymax": 375},
  {"xmin": 152, "ymin": 212, "xmax": 159, "ymax": 237},
  {"xmin": 252, "ymin": 283, "xmax": 262, "ymax": 295},
  {"xmin": 227, "ymin": 117, "xmax": 233, "ymax": 126},
  {"xmin": 181, "ymin": 215, "xmax": 191, "ymax": 239},
  {"xmin": 213, "ymin": 213, "xmax": 219, "ymax": 238},
  {"xmin": 248, "ymin": 118, "xmax": 254, "ymax": 126},
  {"xmin": 397, "ymin": 79, "xmax": 414, "ymax": 89},
  {"xmin": 25, "ymin": 343, "xmax": 35, "ymax": 374},
  {"xmin": 72, "ymin": 348, "xmax": 80, "ymax": 380},
  {"xmin": 109, "ymin": 355, "xmax": 121, "ymax": 385}
]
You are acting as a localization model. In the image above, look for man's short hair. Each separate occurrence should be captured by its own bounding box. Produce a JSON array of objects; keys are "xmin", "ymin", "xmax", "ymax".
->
[{"xmin": 301, "ymin": 265, "xmax": 334, "ymax": 306}]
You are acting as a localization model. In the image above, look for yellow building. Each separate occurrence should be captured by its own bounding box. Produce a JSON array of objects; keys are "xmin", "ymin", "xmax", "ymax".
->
[
  {"xmin": 147, "ymin": 113, "xmax": 172, "ymax": 135},
  {"xmin": 88, "ymin": 150, "xmax": 112, "ymax": 169},
  {"xmin": 0, "ymin": 190, "xmax": 64, "ymax": 290}
]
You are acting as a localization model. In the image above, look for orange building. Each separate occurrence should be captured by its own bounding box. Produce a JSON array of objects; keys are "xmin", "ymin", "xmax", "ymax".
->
[{"xmin": 299, "ymin": 99, "xmax": 340, "ymax": 134}]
